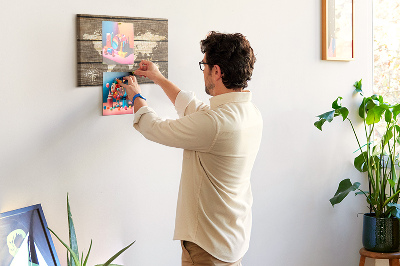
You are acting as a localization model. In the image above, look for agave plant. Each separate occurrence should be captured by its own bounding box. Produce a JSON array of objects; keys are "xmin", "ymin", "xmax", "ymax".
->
[
  {"xmin": 315, "ymin": 79, "xmax": 400, "ymax": 218},
  {"xmin": 48, "ymin": 194, "xmax": 135, "ymax": 266}
]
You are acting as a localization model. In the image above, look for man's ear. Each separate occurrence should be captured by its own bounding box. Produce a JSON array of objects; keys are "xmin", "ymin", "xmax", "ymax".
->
[{"xmin": 212, "ymin": 65, "xmax": 223, "ymax": 81}]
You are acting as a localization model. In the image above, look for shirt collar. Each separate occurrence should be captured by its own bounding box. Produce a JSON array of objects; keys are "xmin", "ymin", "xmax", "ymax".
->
[{"xmin": 209, "ymin": 91, "xmax": 252, "ymax": 109}]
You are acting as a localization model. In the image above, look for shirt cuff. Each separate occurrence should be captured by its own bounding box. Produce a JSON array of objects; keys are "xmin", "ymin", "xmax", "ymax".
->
[
  {"xmin": 175, "ymin": 90, "xmax": 195, "ymax": 118},
  {"xmin": 133, "ymin": 106, "xmax": 155, "ymax": 125}
]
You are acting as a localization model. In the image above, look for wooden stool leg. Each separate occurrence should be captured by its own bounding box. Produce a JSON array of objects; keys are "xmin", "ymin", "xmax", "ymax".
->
[
  {"xmin": 389, "ymin": 259, "xmax": 400, "ymax": 266},
  {"xmin": 359, "ymin": 255, "xmax": 365, "ymax": 266}
]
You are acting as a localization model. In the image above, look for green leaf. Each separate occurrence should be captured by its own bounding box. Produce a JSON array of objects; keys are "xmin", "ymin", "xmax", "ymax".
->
[
  {"xmin": 386, "ymin": 203, "xmax": 400, "ymax": 218},
  {"xmin": 314, "ymin": 119, "xmax": 326, "ymax": 131},
  {"xmin": 393, "ymin": 104, "xmax": 400, "ymax": 118},
  {"xmin": 330, "ymin": 179, "xmax": 360, "ymax": 206},
  {"xmin": 388, "ymin": 179, "xmax": 396, "ymax": 188},
  {"xmin": 359, "ymin": 97, "xmax": 376, "ymax": 119},
  {"xmin": 385, "ymin": 109, "xmax": 393, "ymax": 123},
  {"xmin": 83, "ymin": 240, "xmax": 92, "ymax": 266},
  {"xmin": 354, "ymin": 151, "xmax": 368, "ymax": 172},
  {"xmin": 318, "ymin": 110, "xmax": 335, "ymax": 122},
  {"xmin": 366, "ymin": 106, "xmax": 385, "ymax": 125},
  {"xmin": 371, "ymin": 155, "xmax": 381, "ymax": 170},
  {"xmin": 102, "ymin": 240, "xmax": 136, "ymax": 266},
  {"xmin": 67, "ymin": 194, "xmax": 79, "ymax": 266},
  {"xmin": 336, "ymin": 107, "xmax": 349, "ymax": 121},
  {"xmin": 353, "ymin": 79, "xmax": 363, "ymax": 94},
  {"xmin": 355, "ymin": 190, "xmax": 369, "ymax": 196},
  {"xmin": 382, "ymin": 128, "xmax": 394, "ymax": 147},
  {"xmin": 360, "ymin": 98, "xmax": 377, "ymax": 119},
  {"xmin": 332, "ymin": 97, "xmax": 343, "ymax": 109},
  {"xmin": 48, "ymin": 227, "xmax": 81, "ymax": 266},
  {"xmin": 95, "ymin": 264, "xmax": 123, "ymax": 266},
  {"xmin": 359, "ymin": 99, "xmax": 366, "ymax": 119},
  {"xmin": 371, "ymin": 94, "xmax": 384, "ymax": 104}
]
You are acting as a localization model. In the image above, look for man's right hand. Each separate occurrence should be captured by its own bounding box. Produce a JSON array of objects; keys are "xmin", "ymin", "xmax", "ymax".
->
[
  {"xmin": 135, "ymin": 59, "xmax": 181, "ymax": 105},
  {"xmin": 134, "ymin": 60, "xmax": 164, "ymax": 84}
]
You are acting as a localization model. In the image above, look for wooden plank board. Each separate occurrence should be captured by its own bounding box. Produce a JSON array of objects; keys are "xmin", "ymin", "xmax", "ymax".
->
[{"xmin": 77, "ymin": 14, "xmax": 168, "ymax": 86}]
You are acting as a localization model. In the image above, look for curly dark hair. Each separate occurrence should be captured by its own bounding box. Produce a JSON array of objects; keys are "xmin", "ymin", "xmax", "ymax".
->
[{"xmin": 200, "ymin": 31, "xmax": 256, "ymax": 89}]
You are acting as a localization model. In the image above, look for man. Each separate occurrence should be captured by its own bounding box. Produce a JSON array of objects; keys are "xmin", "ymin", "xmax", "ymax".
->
[{"xmin": 120, "ymin": 31, "xmax": 263, "ymax": 265}]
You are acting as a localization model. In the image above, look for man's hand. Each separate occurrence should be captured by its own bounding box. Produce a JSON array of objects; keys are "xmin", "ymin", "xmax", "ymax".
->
[
  {"xmin": 134, "ymin": 60, "xmax": 164, "ymax": 84},
  {"xmin": 134, "ymin": 59, "xmax": 181, "ymax": 105},
  {"xmin": 119, "ymin": 75, "xmax": 147, "ymax": 113},
  {"xmin": 120, "ymin": 75, "xmax": 141, "ymax": 101}
]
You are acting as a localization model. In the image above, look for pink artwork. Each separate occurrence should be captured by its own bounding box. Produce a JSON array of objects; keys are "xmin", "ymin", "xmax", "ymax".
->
[
  {"xmin": 102, "ymin": 21, "xmax": 134, "ymax": 65},
  {"xmin": 102, "ymin": 72, "xmax": 133, "ymax": 116}
]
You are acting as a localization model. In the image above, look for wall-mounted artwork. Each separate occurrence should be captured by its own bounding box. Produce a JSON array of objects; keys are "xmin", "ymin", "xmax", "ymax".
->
[
  {"xmin": 102, "ymin": 21, "xmax": 134, "ymax": 65},
  {"xmin": 0, "ymin": 204, "xmax": 60, "ymax": 266},
  {"xmin": 102, "ymin": 72, "xmax": 133, "ymax": 116},
  {"xmin": 322, "ymin": 0, "xmax": 354, "ymax": 61},
  {"xmin": 77, "ymin": 14, "xmax": 168, "ymax": 86}
]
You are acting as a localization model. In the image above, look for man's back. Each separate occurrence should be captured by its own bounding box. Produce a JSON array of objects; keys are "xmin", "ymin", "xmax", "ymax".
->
[{"xmin": 173, "ymin": 91, "xmax": 263, "ymax": 263}]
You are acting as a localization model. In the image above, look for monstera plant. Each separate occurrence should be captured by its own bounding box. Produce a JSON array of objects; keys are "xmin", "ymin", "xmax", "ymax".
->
[
  {"xmin": 48, "ymin": 194, "xmax": 135, "ymax": 266},
  {"xmin": 315, "ymin": 79, "xmax": 400, "ymax": 218}
]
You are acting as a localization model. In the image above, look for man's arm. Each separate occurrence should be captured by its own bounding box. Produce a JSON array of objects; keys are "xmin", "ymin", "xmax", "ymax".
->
[
  {"xmin": 134, "ymin": 60, "xmax": 181, "ymax": 105},
  {"xmin": 133, "ymin": 108, "xmax": 218, "ymax": 151}
]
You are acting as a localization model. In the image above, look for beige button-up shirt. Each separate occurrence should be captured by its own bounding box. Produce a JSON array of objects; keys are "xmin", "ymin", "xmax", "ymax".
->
[{"xmin": 133, "ymin": 90, "xmax": 263, "ymax": 262}]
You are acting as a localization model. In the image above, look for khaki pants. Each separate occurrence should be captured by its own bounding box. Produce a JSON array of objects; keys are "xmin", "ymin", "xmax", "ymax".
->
[{"xmin": 181, "ymin": 241, "xmax": 243, "ymax": 266}]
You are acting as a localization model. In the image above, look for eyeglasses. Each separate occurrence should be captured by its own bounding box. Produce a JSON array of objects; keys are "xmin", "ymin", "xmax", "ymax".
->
[{"xmin": 199, "ymin": 61, "xmax": 212, "ymax": 71}]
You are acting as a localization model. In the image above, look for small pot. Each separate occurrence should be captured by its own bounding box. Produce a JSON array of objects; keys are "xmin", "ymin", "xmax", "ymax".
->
[{"xmin": 362, "ymin": 213, "xmax": 400, "ymax": 253}]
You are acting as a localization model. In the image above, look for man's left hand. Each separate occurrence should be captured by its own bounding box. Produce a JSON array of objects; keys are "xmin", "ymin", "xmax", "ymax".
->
[{"xmin": 120, "ymin": 75, "xmax": 141, "ymax": 101}]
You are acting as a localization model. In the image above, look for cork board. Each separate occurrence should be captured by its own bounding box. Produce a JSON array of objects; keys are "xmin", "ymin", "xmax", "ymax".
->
[{"xmin": 77, "ymin": 14, "xmax": 168, "ymax": 86}]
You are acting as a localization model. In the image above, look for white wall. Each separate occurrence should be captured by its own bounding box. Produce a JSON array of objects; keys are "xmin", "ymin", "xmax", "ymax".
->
[{"xmin": 0, "ymin": 0, "xmax": 374, "ymax": 265}]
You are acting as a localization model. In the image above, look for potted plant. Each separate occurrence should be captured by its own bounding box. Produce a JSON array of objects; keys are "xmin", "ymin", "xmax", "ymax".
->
[
  {"xmin": 48, "ymin": 194, "xmax": 135, "ymax": 266},
  {"xmin": 315, "ymin": 79, "xmax": 400, "ymax": 252}
]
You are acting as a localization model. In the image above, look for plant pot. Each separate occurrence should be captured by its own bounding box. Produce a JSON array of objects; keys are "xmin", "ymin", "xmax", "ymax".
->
[{"xmin": 362, "ymin": 213, "xmax": 400, "ymax": 253}]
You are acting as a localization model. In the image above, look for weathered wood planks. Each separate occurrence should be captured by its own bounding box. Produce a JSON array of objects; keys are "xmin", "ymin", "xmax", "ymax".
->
[{"xmin": 77, "ymin": 14, "xmax": 168, "ymax": 86}]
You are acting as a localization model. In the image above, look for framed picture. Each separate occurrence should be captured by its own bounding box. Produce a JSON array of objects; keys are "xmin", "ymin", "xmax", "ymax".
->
[
  {"xmin": 0, "ymin": 204, "xmax": 60, "ymax": 266},
  {"xmin": 322, "ymin": 0, "xmax": 354, "ymax": 61},
  {"xmin": 77, "ymin": 14, "xmax": 168, "ymax": 86}
]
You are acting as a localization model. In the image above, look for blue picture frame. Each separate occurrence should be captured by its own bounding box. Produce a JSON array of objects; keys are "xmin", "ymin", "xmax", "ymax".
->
[{"xmin": 0, "ymin": 204, "xmax": 60, "ymax": 266}]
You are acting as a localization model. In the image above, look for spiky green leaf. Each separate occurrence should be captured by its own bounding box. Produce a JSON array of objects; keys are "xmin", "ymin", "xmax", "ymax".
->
[
  {"xmin": 48, "ymin": 227, "xmax": 81, "ymax": 266},
  {"xmin": 95, "ymin": 264, "xmax": 123, "ymax": 266},
  {"xmin": 67, "ymin": 194, "xmax": 79, "ymax": 266},
  {"xmin": 83, "ymin": 240, "xmax": 92, "ymax": 266},
  {"xmin": 102, "ymin": 241, "xmax": 136, "ymax": 266}
]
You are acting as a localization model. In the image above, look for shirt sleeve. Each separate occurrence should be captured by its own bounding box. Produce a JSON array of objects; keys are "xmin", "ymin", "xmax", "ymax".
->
[
  {"xmin": 175, "ymin": 90, "xmax": 210, "ymax": 118},
  {"xmin": 133, "ymin": 106, "xmax": 218, "ymax": 151}
]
